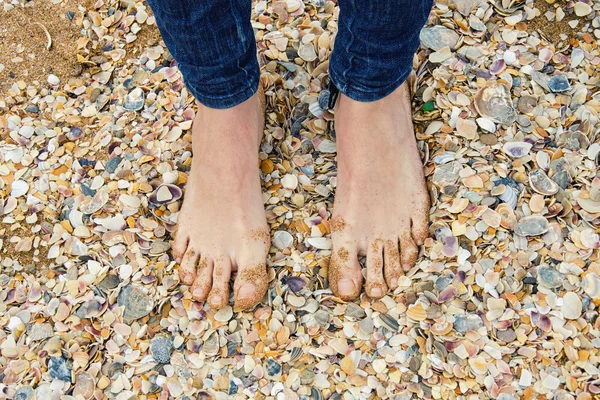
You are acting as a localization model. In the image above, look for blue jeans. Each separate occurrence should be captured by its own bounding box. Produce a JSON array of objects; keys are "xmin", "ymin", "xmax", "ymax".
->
[{"xmin": 146, "ymin": 0, "xmax": 433, "ymax": 109}]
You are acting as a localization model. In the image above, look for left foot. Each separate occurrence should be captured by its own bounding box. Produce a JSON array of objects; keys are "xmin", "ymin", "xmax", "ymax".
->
[{"xmin": 329, "ymin": 82, "xmax": 430, "ymax": 300}]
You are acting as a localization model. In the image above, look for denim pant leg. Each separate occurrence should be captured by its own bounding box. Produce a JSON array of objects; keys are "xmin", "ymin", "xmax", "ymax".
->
[
  {"xmin": 146, "ymin": 0, "xmax": 259, "ymax": 109},
  {"xmin": 329, "ymin": 0, "xmax": 433, "ymax": 102}
]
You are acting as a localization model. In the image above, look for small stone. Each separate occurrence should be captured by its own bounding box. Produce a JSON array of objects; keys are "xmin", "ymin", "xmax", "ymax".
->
[
  {"xmin": 25, "ymin": 105, "xmax": 39, "ymax": 113},
  {"xmin": 151, "ymin": 335, "xmax": 174, "ymax": 364}
]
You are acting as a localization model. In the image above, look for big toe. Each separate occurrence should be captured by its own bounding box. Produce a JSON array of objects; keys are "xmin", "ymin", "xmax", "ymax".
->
[
  {"xmin": 329, "ymin": 246, "xmax": 362, "ymax": 300},
  {"xmin": 234, "ymin": 264, "xmax": 268, "ymax": 311}
]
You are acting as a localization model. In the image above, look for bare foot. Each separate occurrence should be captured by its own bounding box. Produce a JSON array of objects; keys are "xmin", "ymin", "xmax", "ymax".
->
[
  {"xmin": 172, "ymin": 90, "xmax": 270, "ymax": 311},
  {"xmin": 329, "ymin": 82, "xmax": 430, "ymax": 300}
]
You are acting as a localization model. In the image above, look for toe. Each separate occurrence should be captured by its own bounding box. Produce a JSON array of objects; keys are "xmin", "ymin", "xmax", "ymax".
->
[
  {"xmin": 171, "ymin": 229, "xmax": 189, "ymax": 263},
  {"xmin": 179, "ymin": 248, "xmax": 199, "ymax": 285},
  {"xmin": 399, "ymin": 233, "xmax": 418, "ymax": 271},
  {"xmin": 384, "ymin": 239, "xmax": 402, "ymax": 290},
  {"xmin": 191, "ymin": 256, "xmax": 213, "ymax": 302},
  {"xmin": 329, "ymin": 245, "xmax": 362, "ymax": 301},
  {"xmin": 233, "ymin": 241, "xmax": 269, "ymax": 311},
  {"xmin": 411, "ymin": 212, "xmax": 429, "ymax": 246},
  {"xmin": 207, "ymin": 257, "xmax": 232, "ymax": 310},
  {"xmin": 233, "ymin": 263, "xmax": 268, "ymax": 311},
  {"xmin": 366, "ymin": 239, "xmax": 387, "ymax": 299}
]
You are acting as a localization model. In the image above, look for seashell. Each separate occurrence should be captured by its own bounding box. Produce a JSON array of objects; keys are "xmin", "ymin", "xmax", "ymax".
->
[
  {"xmin": 496, "ymin": 185, "xmax": 518, "ymax": 209},
  {"xmin": 226, "ymin": 340, "xmax": 239, "ymax": 356},
  {"xmin": 547, "ymin": 75, "xmax": 571, "ymax": 93},
  {"xmin": 379, "ymin": 314, "xmax": 399, "ymax": 332},
  {"xmin": 441, "ymin": 235, "xmax": 458, "ymax": 257},
  {"xmin": 536, "ymin": 151, "xmax": 550, "ymax": 170},
  {"xmin": 429, "ymin": 321, "xmax": 453, "ymax": 335},
  {"xmin": 11, "ymin": 180, "xmax": 29, "ymax": 197},
  {"xmin": 582, "ymin": 273, "xmax": 600, "ymax": 299},
  {"xmin": 577, "ymin": 197, "xmax": 600, "ymax": 214},
  {"xmin": 515, "ymin": 215, "xmax": 549, "ymax": 236},
  {"xmin": 474, "ymin": 83, "xmax": 516, "ymax": 125},
  {"xmin": 149, "ymin": 184, "xmax": 182, "ymax": 206},
  {"xmin": 285, "ymin": 276, "xmax": 306, "ymax": 293},
  {"xmin": 489, "ymin": 59, "xmax": 505, "ymax": 75},
  {"xmin": 214, "ymin": 306, "xmax": 233, "ymax": 322},
  {"xmin": 281, "ymin": 174, "xmax": 298, "ymax": 190},
  {"xmin": 475, "ymin": 117, "xmax": 496, "ymax": 133},
  {"xmin": 517, "ymin": 95, "xmax": 537, "ymax": 114},
  {"xmin": 123, "ymin": 87, "xmax": 145, "ymax": 111},
  {"xmin": 529, "ymin": 194, "xmax": 545, "ymax": 213},
  {"xmin": 561, "ymin": 292, "xmax": 582, "ymax": 320},
  {"xmin": 266, "ymin": 359, "xmax": 282, "ymax": 376},
  {"xmin": 537, "ymin": 266, "xmax": 564, "ymax": 289},
  {"xmin": 538, "ymin": 48, "xmax": 553, "ymax": 63},
  {"xmin": 502, "ymin": 141, "xmax": 532, "ymax": 158},
  {"xmin": 447, "ymin": 198, "xmax": 469, "ymax": 213},
  {"xmin": 579, "ymin": 228, "xmax": 600, "ymax": 249},
  {"xmin": 202, "ymin": 332, "xmax": 219, "ymax": 356},
  {"xmin": 438, "ymin": 286, "xmax": 457, "ymax": 302},
  {"xmin": 407, "ymin": 303, "xmax": 427, "ymax": 321},
  {"xmin": 273, "ymin": 231, "xmax": 293, "ymax": 249},
  {"xmin": 529, "ymin": 170, "xmax": 558, "ymax": 195},
  {"xmin": 298, "ymin": 44, "xmax": 317, "ymax": 62},
  {"xmin": 80, "ymin": 190, "xmax": 109, "ymax": 214}
]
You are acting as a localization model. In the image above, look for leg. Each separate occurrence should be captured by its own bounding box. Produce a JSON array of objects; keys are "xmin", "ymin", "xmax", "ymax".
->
[
  {"xmin": 328, "ymin": 0, "xmax": 432, "ymax": 300},
  {"xmin": 146, "ymin": 0, "xmax": 269, "ymax": 310}
]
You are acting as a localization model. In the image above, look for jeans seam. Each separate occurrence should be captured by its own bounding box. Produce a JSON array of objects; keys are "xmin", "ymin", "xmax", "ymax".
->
[
  {"xmin": 340, "ymin": 0, "xmax": 356, "ymax": 94},
  {"xmin": 230, "ymin": 0, "xmax": 253, "ymax": 92}
]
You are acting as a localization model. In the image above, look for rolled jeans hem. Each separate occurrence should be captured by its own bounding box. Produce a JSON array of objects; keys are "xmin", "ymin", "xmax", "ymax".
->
[
  {"xmin": 328, "ymin": 64, "xmax": 412, "ymax": 103},
  {"xmin": 185, "ymin": 77, "xmax": 259, "ymax": 109}
]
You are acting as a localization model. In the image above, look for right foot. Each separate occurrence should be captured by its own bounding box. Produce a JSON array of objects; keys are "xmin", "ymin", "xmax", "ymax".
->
[{"xmin": 172, "ymin": 90, "xmax": 270, "ymax": 311}]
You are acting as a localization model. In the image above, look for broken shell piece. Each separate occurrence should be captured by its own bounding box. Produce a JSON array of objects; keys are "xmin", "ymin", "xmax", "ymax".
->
[
  {"xmin": 123, "ymin": 87, "xmax": 145, "ymax": 111},
  {"xmin": 149, "ymin": 184, "xmax": 182, "ymax": 206},
  {"xmin": 514, "ymin": 215, "xmax": 549, "ymax": 236},
  {"xmin": 582, "ymin": 273, "xmax": 600, "ymax": 298},
  {"xmin": 529, "ymin": 170, "xmax": 558, "ymax": 195},
  {"xmin": 80, "ymin": 191, "xmax": 109, "ymax": 214},
  {"xmin": 561, "ymin": 292, "xmax": 582, "ymax": 320},
  {"xmin": 474, "ymin": 83, "xmax": 516, "ymax": 125},
  {"xmin": 502, "ymin": 142, "xmax": 532, "ymax": 158},
  {"xmin": 579, "ymin": 229, "xmax": 600, "ymax": 249}
]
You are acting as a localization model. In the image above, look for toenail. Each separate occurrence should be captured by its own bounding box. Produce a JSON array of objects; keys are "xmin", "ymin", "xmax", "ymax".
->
[
  {"xmin": 211, "ymin": 295, "xmax": 222, "ymax": 305},
  {"xmin": 402, "ymin": 263, "xmax": 412, "ymax": 271},
  {"xmin": 193, "ymin": 288, "xmax": 204, "ymax": 297},
  {"xmin": 370, "ymin": 287, "xmax": 382, "ymax": 298},
  {"xmin": 390, "ymin": 278, "xmax": 398, "ymax": 288},
  {"xmin": 338, "ymin": 279, "xmax": 356, "ymax": 293}
]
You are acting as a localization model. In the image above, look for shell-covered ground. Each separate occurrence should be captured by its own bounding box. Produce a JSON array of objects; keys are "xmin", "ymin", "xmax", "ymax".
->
[{"xmin": 1, "ymin": 0, "xmax": 600, "ymax": 399}]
